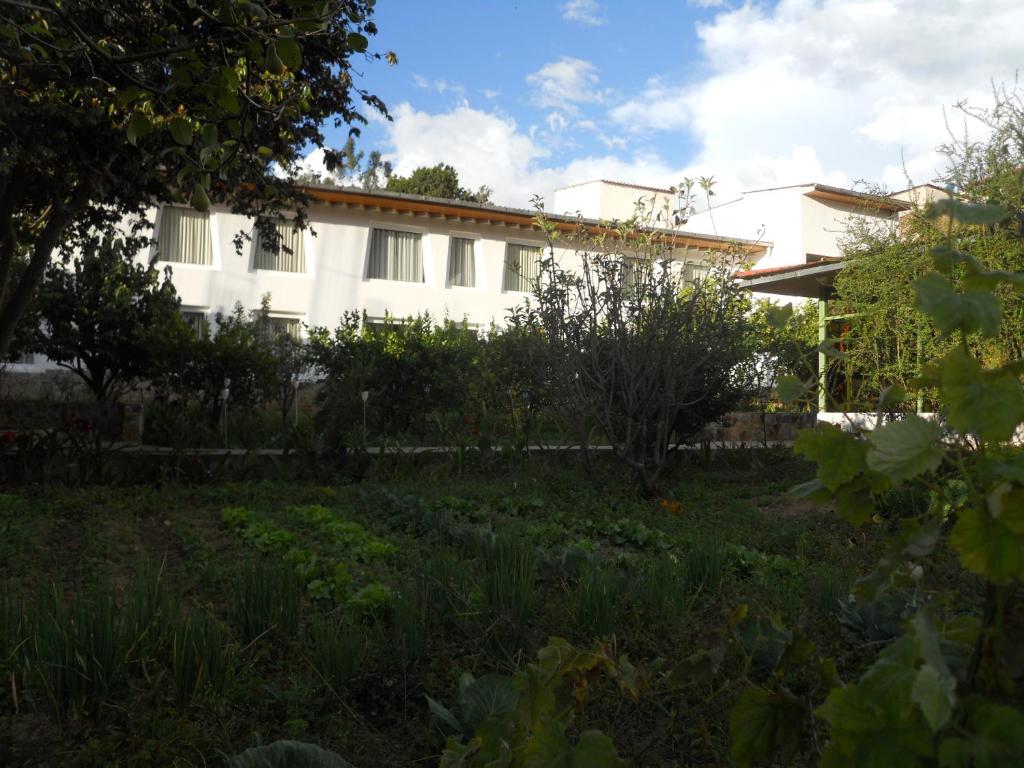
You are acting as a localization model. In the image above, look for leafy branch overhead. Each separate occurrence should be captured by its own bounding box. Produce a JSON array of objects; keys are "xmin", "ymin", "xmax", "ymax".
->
[{"xmin": 0, "ymin": 0, "xmax": 394, "ymax": 356}]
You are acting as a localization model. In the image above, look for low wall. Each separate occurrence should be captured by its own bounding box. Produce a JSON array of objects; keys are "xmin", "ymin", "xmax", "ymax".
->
[{"xmin": 703, "ymin": 412, "xmax": 817, "ymax": 444}]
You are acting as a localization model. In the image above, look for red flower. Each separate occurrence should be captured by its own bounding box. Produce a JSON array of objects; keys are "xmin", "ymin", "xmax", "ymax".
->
[
  {"xmin": 1, "ymin": 431, "xmax": 15, "ymax": 444},
  {"xmin": 470, "ymin": 427, "xmax": 480, "ymax": 436},
  {"xmin": 462, "ymin": 416, "xmax": 469, "ymax": 424}
]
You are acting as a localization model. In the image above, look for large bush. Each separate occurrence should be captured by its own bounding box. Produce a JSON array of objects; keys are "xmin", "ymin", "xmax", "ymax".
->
[
  {"xmin": 308, "ymin": 313, "xmax": 484, "ymax": 444},
  {"xmin": 510, "ymin": 201, "xmax": 755, "ymax": 493}
]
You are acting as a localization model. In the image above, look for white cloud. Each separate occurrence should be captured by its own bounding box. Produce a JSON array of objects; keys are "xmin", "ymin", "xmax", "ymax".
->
[
  {"xmin": 412, "ymin": 74, "xmax": 465, "ymax": 98},
  {"xmin": 611, "ymin": 0, "xmax": 1024, "ymax": 193},
  {"xmin": 344, "ymin": 101, "xmax": 676, "ymax": 208},
  {"xmin": 526, "ymin": 57, "xmax": 604, "ymax": 113},
  {"xmin": 561, "ymin": 0, "xmax": 605, "ymax": 26}
]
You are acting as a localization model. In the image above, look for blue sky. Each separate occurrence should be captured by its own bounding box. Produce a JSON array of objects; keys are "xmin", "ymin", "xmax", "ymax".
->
[{"xmin": 306, "ymin": 0, "xmax": 1024, "ymax": 208}]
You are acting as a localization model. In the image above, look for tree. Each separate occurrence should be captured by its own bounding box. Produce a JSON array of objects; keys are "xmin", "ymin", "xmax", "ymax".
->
[
  {"xmin": 511, "ymin": 198, "xmax": 754, "ymax": 494},
  {"xmin": 386, "ymin": 164, "xmax": 491, "ymax": 203},
  {"xmin": 30, "ymin": 237, "xmax": 185, "ymax": 401},
  {"xmin": 0, "ymin": 0, "xmax": 393, "ymax": 358}
]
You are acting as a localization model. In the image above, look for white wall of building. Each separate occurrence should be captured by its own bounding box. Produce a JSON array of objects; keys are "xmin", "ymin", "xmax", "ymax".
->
[{"xmin": 552, "ymin": 181, "xmax": 676, "ymax": 223}]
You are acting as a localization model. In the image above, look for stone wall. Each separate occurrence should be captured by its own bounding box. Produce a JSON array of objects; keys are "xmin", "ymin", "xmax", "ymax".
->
[{"xmin": 702, "ymin": 411, "xmax": 817, "ymax": 445}]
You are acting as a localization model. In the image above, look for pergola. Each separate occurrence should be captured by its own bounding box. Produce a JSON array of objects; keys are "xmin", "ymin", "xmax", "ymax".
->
[{"xmin": 735, "ymin": 259, "xmax": 847, "ymax": 413}]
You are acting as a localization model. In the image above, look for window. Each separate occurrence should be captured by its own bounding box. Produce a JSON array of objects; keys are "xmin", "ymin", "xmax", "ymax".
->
[
  {"xmin": 684, "ymin": 262, "xmax": 710, "ymax": 284},
  {"xmin": 157, "ymin": 206, "xmax": 213, "ymax": 265},
  {"xmin": 447, "ymin": 237, "xmax": 476, "ymax": 287},
  {"xmin": 367, "ymin": 229, "xmax": 424, "ymax": 282},
  {"xmin": 253, "ymin": 220, "xmax": 306, "ymax": 273},
  {"xmin": 181, "ymin": 310, "xmax": 207, "ymax": 339},
  {"xmin": 259, "ymin": 316, "xmax": 302, "ymax": 343},
  {"xmin": 503, "ymin": 243, "xmax": 542, "ymax": 292}
]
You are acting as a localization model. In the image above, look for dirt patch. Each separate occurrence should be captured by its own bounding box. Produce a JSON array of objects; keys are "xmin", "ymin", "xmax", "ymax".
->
[
  {"xmin": 135, "ymin": 512, "xmax": 189, "ymax": 572},
  {"xmin": 756, "ymin": 497, "xmax": 828, "ymax": 519}
]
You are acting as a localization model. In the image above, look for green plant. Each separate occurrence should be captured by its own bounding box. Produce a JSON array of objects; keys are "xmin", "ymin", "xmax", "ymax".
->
[
  {"xmin": 430, "ymin": 637, "xmax": 634, "ymax": 767},
  {"xmin": 26, "ymin": 585, "xmax": 129, "ymax": 717},
  {"xmin": 310, "ymin": 615, "xmax": 364, "ymax": 694},
  {"xmin": 478, "ymin": 533, "xmax": 537, "ymax": 627},
  {"xmin": 573, "ymin": 560, "xmax": 622, "ymax": 638},
  {"xmin": 640, "ymin": 555, "xmax": 692, "ymax": 630},
  {"xmin": 228, "ymin": 740, "xmax": 354, "ymax": 768},
  {"xmin": 683, "ymin": 534, "xmax": 726, "ymax": 596},
  {"xmin": 347, "ymin": 582, "xmax": 394, "ymax": 619},
  {"xmin": 729, "ymin": 193, "xmax": 1024, "ymax": 765},
  {"xmin": 231, "ymin": 561, "xmax": 302, "ymax": 645},
  {"xmin": 172, "ymin": 609, "xmax": 234, "ymax": 708}
]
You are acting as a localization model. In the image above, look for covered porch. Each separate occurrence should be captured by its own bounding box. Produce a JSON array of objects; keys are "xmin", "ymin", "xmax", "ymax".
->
[{"xmin": 735, "ymin": 259, "xmax": 923, "ymax": 417}]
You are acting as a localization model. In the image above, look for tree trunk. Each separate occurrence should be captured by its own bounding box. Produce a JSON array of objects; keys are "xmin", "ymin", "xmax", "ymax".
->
[{"xmin": 0, "ymin": 201, "xmax": 78, "ymax": 359}]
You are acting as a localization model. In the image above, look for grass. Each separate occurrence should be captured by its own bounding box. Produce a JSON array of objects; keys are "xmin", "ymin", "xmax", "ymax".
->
[{"xmin": 0, "ymin": 450, "xmax": 909, "ymax": 767}]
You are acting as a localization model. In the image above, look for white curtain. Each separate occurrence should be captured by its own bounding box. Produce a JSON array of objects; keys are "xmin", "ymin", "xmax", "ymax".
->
[
  {"xmin": 368, "ymin": 229, "xmax": 424, "ymax": 282},
  {"xmin": 157, "ymin": 207, "xmax": 213, "ymax": 265},
  {"xmin": 685, "ymin": 261, "xmax": 710, "ymax": 284},
  {"xmin": 503, "ymin": 243, "xmax": 542, "ymax": 292},
  {"xmin": 253, "ymin": 221, "xmax": 305, "ymax": 272},
  {"xmin": 447, "ymin": 237, "xmax": 476, "ymax": 287},
  {"xmin": 260, "ymin": 316, "xmax": 301, "ymax": 343},
  {"xmin": 181, "ymin": 310, "xmax": 207, "ymax": 338}
]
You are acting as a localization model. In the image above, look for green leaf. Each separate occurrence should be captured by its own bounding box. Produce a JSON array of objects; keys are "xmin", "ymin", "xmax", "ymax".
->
[
  {"xmin": 794, "ymin": 425, "xmax": 869, "ymax": 491},
  {"xmin": 924, "ymin": 198, "xmax": 1007, "ymax": 225},
  {"xmin": 764, "ymin": 303, "xmax": 793, "ymax": 329},
  {"xmin": 949, "ymin": 497, "xmax": 1024, "ymax": 583},
  {"xmin": 190, "ymin": 182, "xmax": 210, "ymax": 212},
  {"xmin": 426, "ymin": 695, "xmax": 464, "ymax": 734},
  {"xmin": 913, "ymin": 272, "xmax": 1001, "ymax": 338},
  {"xmin": 228, "ymin": 740, "xmax": 353, "ymax": 768},
  {"xmin": 910, "ymin": 664, "xmax": 955, "ymax": 732},
  {"xmin": 169, "ymin": 116, "xmax": 192, "ymax": 146},
  {"xmin": 938, "ymin": 704, "xmax": 1024, "ymax": 768},
  {"xmin": 939, "ymin": 348, "xmax": 1024, "ymax": 442},
  {"xmin": 866, "ymin": 415, "xmax": 944, "ymax": 484},
  {"xmin": 570, "ymin": 731, "xmax": 630, "ymax": 768},
  {"xmin": 276, "ymin": 37, "xmax": 302, "ymax": 70},
  {"xmin": 816, "ymin": 636, "xmax": 934, "ymax": 768},
  {"xmin": 201, "ymin": 123, "xmax": 218, "ymax": 147},
  {"xmin": 835, "ymin": 482, "xmax": 876, "ymax": 526},
  {"xmin": 776, "ymin": 375, "xmax": 810, "ymax": 403},
  {"xmin": 265, "ymin": 43, "xmax": 285, "ymax": 75},
  {"xmin": 459, "ymin": 674, "xmax": 520, "ymax": 736},
  {"xmin": 346, "ymin": 32, "xmax": 369, "ymax": 53},
  {"xmin": 126, "ymin": 112, "xmax": 152, "ymax": 145},
  {"xmin": 729, "ymin": 686, "xmax": 803, "ymax": 768}
]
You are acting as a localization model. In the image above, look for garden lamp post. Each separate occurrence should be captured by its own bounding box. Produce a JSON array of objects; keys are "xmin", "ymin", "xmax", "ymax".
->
[
  {"xmin": 221, "ymin": 377, "xmax": 231, "ymax": 447},
  {"xmin": 293, "ymin": 377, "xmax": 301, "ymax": 428},
  {"xmin": 361, "ymin": 390, "xmax": 369, "ymax": 447}
]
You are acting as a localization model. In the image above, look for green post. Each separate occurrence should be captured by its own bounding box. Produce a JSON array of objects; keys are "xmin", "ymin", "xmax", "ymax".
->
[
  {"xmin": 916, "ymin": 328, "xmax": 924, "ymax": 413},
  {"xmin": 818, "ymin": 298, "xmax": 827, "ymax": 413}
]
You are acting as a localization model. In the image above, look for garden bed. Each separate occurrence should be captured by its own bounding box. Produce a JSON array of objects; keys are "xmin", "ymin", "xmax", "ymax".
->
[{"xmin": 0, "ymin": 451, "xmax": 915, "ymax": 767}]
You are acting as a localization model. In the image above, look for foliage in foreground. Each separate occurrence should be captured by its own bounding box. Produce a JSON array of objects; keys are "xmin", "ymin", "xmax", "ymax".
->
[{"xmin": 728, "ymin": 195, "xmax": 1024, "ymax": 765}]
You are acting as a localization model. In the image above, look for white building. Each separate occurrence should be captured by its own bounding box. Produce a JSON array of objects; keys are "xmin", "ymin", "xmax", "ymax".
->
[{"xmin": 7, "ymin": 183, "xmax": 767, "ymax": 374}]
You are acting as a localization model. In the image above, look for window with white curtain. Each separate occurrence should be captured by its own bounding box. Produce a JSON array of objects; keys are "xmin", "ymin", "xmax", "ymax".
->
[
  {"xmin": 253, "ymin": 220, "xmax": 305, "ymax": 273},
  {"xmin": 157, "ymin": 206, "xmax": 214, "ymax": 265},
  {"xmin": 259, "ymin": 316, "xmax": 302, "ymax": 343},
  {"xmin": 502, "ymin": 243, "xmax": 542, "ymax": 292},
  {"xmin": 447, "ymin": 237, "xmax": 476, "ymax": 287},
  {"xmin": 684, "ymin": 262, "xmax": 710, "ymax": 284},
  {"xmin": 181, "ymin": 310, "xmax": 207, "ymax": 339},
  {"xmin": 367, "ymin": 228, "xmax": 424, "ymax": 282}
]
